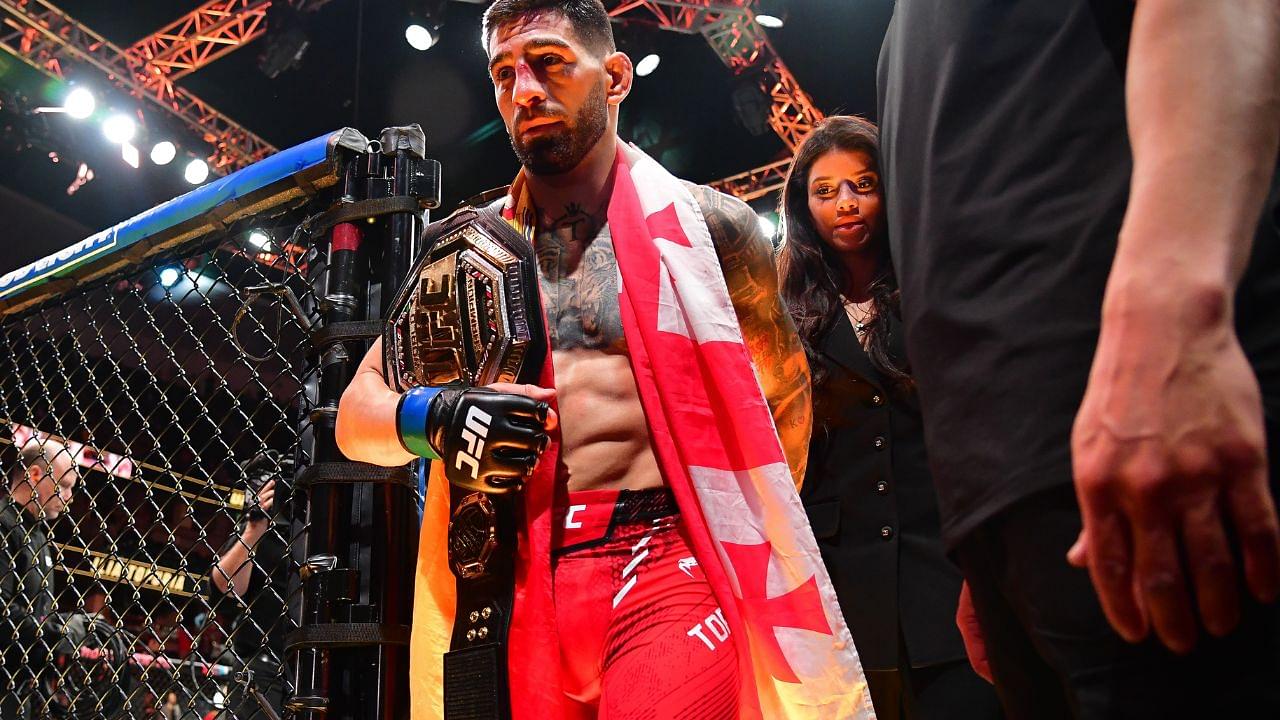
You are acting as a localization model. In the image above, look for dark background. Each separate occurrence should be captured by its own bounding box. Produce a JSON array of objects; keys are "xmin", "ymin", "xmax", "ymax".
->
[{"xmin": 0, "ymin": 0, "xmax": 893, "ymax": 274}]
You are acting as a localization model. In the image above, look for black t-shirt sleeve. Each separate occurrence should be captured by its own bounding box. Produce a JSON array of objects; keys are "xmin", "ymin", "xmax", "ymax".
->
[{"xmin": 0, "ymin": 514, "xmax": 51, "ymax": 656}]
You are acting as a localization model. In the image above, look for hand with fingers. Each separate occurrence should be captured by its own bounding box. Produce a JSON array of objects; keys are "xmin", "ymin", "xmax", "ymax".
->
[
  {"xmin": 397, "ymin": 382, "xmax": 557, "ymax": 494},
  {"xmin": 247, "ymin": 479, "xmax": 276, "ymax": 532},
  {"xmin": 1070, "ymin": 311, "xmax": 1280, "ymax": 655}
]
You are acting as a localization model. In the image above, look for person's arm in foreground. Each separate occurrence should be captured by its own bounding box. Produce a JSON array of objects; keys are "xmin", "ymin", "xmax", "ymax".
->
[
  {"xmin": 336, "ymin": 337, "xmax": 556, "ymax": 489},
  {"xmin": 336, "ymin": 338, "xmax": 418, "ymax": 467},
  {"xmin": 210, "ymin": 479, "xmax": 275, "ymax": 597},
  {"xmin": 699, "ymin": 186, "xmax": 813, "ymax": 487},
  {"xmin": 1070, "ymin": 0, "xmax": 1280, "ymax": 654}
]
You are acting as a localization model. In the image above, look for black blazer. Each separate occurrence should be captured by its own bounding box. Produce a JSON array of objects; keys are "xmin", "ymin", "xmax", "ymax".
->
[{"xmin": 802, "ymin": 312, "xmax": 967, "ymax": 671}]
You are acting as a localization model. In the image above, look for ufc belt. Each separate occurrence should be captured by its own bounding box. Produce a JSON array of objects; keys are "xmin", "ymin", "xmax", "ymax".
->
[{"xmin": 383, "ymin": 201, "xmax": 545, "ymax": 720}]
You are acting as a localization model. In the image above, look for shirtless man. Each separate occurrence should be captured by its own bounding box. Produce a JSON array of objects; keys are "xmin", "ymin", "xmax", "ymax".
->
[{"xmin": 335, "ymin": 0, "xmax": 810, "ymax": 715}]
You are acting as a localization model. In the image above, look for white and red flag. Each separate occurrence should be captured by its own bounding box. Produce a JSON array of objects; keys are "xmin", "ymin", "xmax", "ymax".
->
[{"xmin": 409, "ymin": 142, "xmax": 874, "ymax": 719}]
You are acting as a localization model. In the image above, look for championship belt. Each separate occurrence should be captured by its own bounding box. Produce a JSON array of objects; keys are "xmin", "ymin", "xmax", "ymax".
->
[{"xmin": 383, "ymin": 201, "xmax": 544, "ymax": 720}]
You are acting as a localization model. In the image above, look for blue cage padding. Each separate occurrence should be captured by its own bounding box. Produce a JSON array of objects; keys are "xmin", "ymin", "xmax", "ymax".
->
[{"xmin": 0, "ymin": 128, "xmax": 369, "ymax": 312}]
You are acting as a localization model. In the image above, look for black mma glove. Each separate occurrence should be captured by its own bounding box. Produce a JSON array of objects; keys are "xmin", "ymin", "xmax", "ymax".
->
[
  {"xmin": 397, "ymin": 385, "xmax": 551, "ymax": 494},
  {"xmin": 46, "ymin": 611, "xmax": 90, "ymax": 658}
]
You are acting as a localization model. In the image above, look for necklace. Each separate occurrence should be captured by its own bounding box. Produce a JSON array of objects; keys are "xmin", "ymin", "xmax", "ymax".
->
[{"xmin": 843, "ymin": 298, "xmax": 874, "ymax": 335}]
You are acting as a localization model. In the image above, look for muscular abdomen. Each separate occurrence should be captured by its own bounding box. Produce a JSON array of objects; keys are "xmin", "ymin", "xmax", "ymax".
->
[
  {"xmin": 551, "ymin": 348, "xmax": 663, "ymax": 492},
  {"xmin": 537, "ymin": 221, "xmax": 664, "ymax": 492}
]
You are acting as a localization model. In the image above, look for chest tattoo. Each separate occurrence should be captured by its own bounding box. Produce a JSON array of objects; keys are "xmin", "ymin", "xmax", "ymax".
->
[{"xmin": 535, "ymin": 202, "xmax": 627, "ymax": 352}]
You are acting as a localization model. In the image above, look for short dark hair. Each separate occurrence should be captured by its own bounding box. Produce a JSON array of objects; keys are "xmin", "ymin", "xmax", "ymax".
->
[{"xmin": 483, "ymin": 0, "xmax": 616, "ymax": 58}]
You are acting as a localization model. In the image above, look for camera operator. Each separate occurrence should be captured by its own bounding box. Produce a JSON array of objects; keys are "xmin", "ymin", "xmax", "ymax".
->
[
  {"xmin": 0, "ymin": 438, "xmax": 85, "ymax": 719},
  {"xmin": 208, "ymin": 451, "xmax": 292, "ymax": 720}
]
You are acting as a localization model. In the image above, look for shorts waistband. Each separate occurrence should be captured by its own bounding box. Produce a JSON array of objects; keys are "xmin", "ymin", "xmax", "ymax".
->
[{"xmin": 552, "ymin": 487, "xmax": 678, "ymax": 554}]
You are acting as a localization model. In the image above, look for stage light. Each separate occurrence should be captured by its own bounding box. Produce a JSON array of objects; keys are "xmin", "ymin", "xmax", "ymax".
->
[
  {"xmin": 184, "ymin": 158, "xmax": 210, "ymax": 185},
  {"xmin": 754, "ymin": 0, "xmax": 787, "ymax": 28},
  {"xmin": 150, "ymin": 141, "xmax": 176, "ymax": 166},
  {"xmin": 758, "ymin": 213, "xmax": 777, "ymax": 239},
  {"xmin": 259, "ymin": 4, "xmax": 311, "ymax": 78},
  {"xmin": 121, "ymin": 142, "xmax": 140, "ymax": 169},
  {"xmin": 159, "ymin": 267, "xmax": 181, "ymax": 288},
  {"xmin": 63, "ymin": 87, "xmax": 95, "ymax": 119},
  {"xmin": 732, "ymin": 75, "xmax": 772, "ymax": 137},
  {"xmin": 405, "ymin": 23, "xmax": 439, "ymax": 50},
  {"xmin": 102, "ymin": 114, "xmax": 136, "ymax": 144},
  {"xmin": 406, "ymin": 0, "xmax": 446, "ymax": 51},
  {"xmin": 635, "ymin": 54, "xmax": 661, "ymax": 77},
  {"xmin": 247, "ymin": 230, "xmax": 271, "ymax": 249}
]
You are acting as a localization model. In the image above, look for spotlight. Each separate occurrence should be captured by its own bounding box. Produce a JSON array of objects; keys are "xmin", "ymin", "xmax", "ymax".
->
[
  {"xmin": 158, "ymin": 267, "xmax": 181, "ymax": 288},
  {"xmin": 102, "ymin": 114, "xmax": 136, "ymax": 144},
  {"xmin": 754, "ymin": 0, "xmax": 787, "ymax": 28},
  {"xmin": 635, "ymin": 53, "xmax": 661, "ymax": 77},
  {"xmin": 405, "ymin": 23, "xmax": 439, "ymax": 51},
  {"xmin": 259, "ymin": 4, "xmax": 311, "ymax": 78},
  {"xmin": 247, "ymin": 230, "xmax": 271, "ymax": 250},
  {"xmin": 63, "ymin": 87, "xmax": 95, "ymax": 119},
  {"xmin": 150, "ymin": 141, "xmax": 176, "ymax": 165},
  {"xmin": 731, "ymin": 75, "xmax": 772, "ymax": 137},
  {"xmin": 184, "ymin": 158, "xmax": 210, "ymax": 185},
  {"xmin": 405, "ymin": 0, "xmax": 446, "ymax": 51}
]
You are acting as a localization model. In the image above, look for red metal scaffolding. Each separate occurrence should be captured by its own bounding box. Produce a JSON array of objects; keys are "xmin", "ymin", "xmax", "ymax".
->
[
  {"xmin": 0, "ymin": 0, "xmax": 278, "ymax": 170},
  {"xmin": 126, "ymin": 1, "xmax": 273, "ymax": 93},
  {"xmin": 125, "ymin": 0, "xmax": 330, "ymax": 98},
  {"xmin": 608, "ymin": 0, "xmax": 823, "ymax": 152},
  {"xmin": 0, "ymin": 0, "xmax": 805, "ymax": 197},
  {"xmin": 707, "ymin": 157, "xmax": 789, "ymax": 203}
]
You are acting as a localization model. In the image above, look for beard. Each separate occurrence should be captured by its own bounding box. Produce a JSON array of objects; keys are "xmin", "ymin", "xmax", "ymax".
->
[{"xmin": 510, "ymin": 79, "xmax": 608, "ymax": 176}]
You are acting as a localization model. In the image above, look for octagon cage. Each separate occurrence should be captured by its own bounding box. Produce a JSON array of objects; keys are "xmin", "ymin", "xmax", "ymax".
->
[{"xmin": 0, "ymin": 125, "xmax": 439, "ymax": 719}]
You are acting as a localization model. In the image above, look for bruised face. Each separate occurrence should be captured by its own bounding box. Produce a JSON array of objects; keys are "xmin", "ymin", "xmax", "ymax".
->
[
  {"xmin": 806, "ymin": 149, "xmax": 883, "ymax": 256},
  {"xmin": 487, "ymin": 11, "xmax": 610, "ymax": 175}
]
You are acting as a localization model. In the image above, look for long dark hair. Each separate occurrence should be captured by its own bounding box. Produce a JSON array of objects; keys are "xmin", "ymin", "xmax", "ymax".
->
[{"xmin": 776, "ymin": 115, "xmax": 911, "ymax": 390}]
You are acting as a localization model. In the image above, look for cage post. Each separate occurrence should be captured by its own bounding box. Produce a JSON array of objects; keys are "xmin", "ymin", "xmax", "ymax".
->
[{"xmin": 289, "ymin": 126, "xmax": 437, "ymax": 720}]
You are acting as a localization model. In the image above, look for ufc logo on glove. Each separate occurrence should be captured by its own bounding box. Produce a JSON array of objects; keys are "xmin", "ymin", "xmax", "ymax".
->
[{"xmin": 456, "ymin": 406, "xmax": 493, "ymax": 479}]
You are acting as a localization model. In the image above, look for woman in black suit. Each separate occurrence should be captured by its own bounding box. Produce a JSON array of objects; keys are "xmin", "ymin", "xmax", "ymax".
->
[{"xmin": 777, "ymin": 116, "xmax": 1001, "ymax": 720}]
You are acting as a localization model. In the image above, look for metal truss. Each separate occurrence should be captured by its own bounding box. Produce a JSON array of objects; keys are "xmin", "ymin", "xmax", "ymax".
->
[
  {"xmin": 126, "ymin": 0, "xmax": 272, "ymax": 93},
  {"xmin": 708, "ymin": 156, "xmax": 788, "ymax": 202},
  {"xmin": 608, "ymin": 0, "xmax": 744, "ymax": 34},
  {"xmin": 0, "ymin": 0, "xmax": 806, "ymax": 198},
  {"xmin": 125, "ymin": 0, "xmax": 330, "ymax": 99},
  {"xmin": 607, "ymin": 0, "xmax": 824, "ymax": 155},
  {"xmin": 0, "ymin": 0, "xmax": 278, "ymax": 171}
]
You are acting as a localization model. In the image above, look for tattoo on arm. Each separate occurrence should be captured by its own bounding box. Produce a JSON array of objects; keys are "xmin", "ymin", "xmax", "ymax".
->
[{"xmin": 693, "ymin": 184, "xmax": 813, "ymax": 486}]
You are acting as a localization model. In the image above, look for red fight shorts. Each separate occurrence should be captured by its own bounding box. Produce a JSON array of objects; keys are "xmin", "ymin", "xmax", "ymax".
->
[{"xmin": 552, "ymin": 488, "xmax": 740, "ymax": 719}]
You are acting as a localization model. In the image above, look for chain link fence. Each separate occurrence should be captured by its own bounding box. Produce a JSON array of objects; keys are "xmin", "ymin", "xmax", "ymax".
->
[
  {"xmin": 0, "ymin": 231, "xmax": 318, "ymax": 718},
  {"xmin": 0, "ymin": 127, "xmax": 433, "ymax": 720}
]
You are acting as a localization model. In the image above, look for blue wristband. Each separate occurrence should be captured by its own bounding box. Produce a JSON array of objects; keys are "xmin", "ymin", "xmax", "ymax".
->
[{"xmin": 397, "ymin": 386, "xmax": 442, "ymax": 460}]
